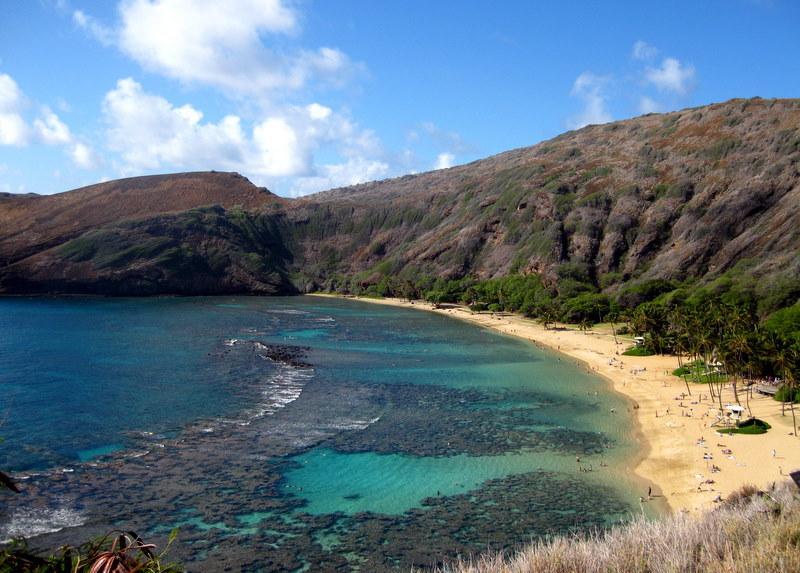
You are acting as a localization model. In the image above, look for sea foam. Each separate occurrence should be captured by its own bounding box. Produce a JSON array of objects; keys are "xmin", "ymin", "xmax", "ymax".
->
[{"xmin": 0, "ymin": 506, "xmax": 85, "ymax": 544}]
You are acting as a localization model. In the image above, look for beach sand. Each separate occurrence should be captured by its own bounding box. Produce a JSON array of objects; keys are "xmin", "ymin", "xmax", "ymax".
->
[{"xmin": 313, "ymin": 294, "xmax": 800, "ymax": 514}]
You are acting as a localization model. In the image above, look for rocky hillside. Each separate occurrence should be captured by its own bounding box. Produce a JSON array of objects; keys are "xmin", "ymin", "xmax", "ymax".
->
[
  {"xmin": 0, "ymin": 171, "xmax": 281, "ymax": 265},
  {"xmin": 1, "ymin": 97, "xmax": 799, "ymax": 298},
  {"xmin": 0, "ymin": 172, "xmax": 287, "ymax": 294}
]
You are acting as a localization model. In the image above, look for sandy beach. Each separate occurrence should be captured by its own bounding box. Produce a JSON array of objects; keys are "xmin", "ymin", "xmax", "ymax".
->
[{"xmin": 314, "ymin": 294, "xmax": 800, "ymax": 514}]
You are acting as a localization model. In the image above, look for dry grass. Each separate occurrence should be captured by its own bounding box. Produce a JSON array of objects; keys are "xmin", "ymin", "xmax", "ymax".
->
[{"xmin": 433, "ymin": 481, "xmax": 800, "ymax": 573}]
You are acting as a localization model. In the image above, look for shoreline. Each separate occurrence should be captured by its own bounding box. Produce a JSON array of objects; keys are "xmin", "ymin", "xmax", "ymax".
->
[{"xmin": 312, "ymin": 293, "xmax": 799, "ymax": 514}]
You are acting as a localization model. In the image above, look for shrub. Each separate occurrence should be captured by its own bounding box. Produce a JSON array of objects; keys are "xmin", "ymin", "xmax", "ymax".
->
[
  {"xmin": 617, "ymin": 279, "xmax": 677, "ymax": 309},
  {"xmin": 623, "ymin": 346, "xmax": 654, "ymax": 356},
  {"xmin": 774, "ymin": 384, "xmax": 800, "ymax": 404},
  {"xmin": 561, "ymin": 293, "xmax": 611, "ymax": 323},
  {"xmin": 599, "ymin": 272, "xmax": 622, "ymax": 289},
  {"xmin": 703, "ymin": 138, "xmax": 740, "ymax": 161},
  {"xmin": 765, "ymin": 302, "xmax": 800, "ymax": 341},
  {"xmin": 718, "ymin": 418, "xmax": 771, "ymax": 435},
  {"xmin": 673, "ymin": 366, "xmax": 691, "ymax": 377}
]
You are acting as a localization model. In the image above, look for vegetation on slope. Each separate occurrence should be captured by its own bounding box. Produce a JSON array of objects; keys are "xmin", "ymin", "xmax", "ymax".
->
[
  {"xmin": 293, "ymin": 98, "xmax": 800, "ymax": 296},
  {"xmin": 436, "ymin": 482, "xmax": 800, "ymax": 573},
  {"xmin": 1, "ymin": 98, "xmax": 799, "ymax": 301},
  {"xmin": 2, "ymin": 205, "xmax": 295, "ymax": 295},
  {"xmin": 0, "ymin": 171, "xmax": 280, "ymax": 267}
]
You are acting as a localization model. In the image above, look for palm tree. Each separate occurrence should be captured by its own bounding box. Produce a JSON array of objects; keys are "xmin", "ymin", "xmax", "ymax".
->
[
  {"xmin": 539, "ymin": 307, "xmax": 557, "ymax": 330},
  {"xmin": 607, "ymin": 311, "xmax": 620, "ymax": 347},
  {"xmin": 674, "ymin": 336, "xmax": 693, "ymax": 397},
  {"xmin": 773, "ymin": 336, "xmax": 791, "ymax": 418},
  {"xmin": 785, "ymin": 342, "xmax": 799, "ymax": 437},
  {"xmin": 723, "ymin": 333, "xmax": 750, "ymax": 407}
]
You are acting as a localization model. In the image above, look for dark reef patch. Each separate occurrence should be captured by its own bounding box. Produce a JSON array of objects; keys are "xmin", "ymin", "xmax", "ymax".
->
[{"xmin": 323, "ymin": 383, "xmax": 613, "ymax": 457}]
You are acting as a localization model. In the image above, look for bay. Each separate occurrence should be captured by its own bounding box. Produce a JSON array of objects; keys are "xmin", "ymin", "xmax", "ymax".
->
[{"xmin": 0, "ymin": 296, "xmax": 648, "ymax": 571}]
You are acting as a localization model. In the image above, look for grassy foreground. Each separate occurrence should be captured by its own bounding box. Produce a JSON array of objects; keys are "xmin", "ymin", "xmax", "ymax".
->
[{"xmin": 434, "ymin": 481, "xmax": 800, "ymax": 573}]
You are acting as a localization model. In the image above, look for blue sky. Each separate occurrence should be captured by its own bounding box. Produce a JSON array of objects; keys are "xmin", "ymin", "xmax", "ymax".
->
[{"xmin": 1, "ymin": 0, "xmax": 798, "ymax": 197}]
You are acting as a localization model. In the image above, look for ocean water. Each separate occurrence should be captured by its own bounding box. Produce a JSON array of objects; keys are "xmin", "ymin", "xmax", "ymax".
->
[{"xmin": 0, "ymin": 296, "xmax": 650, "ymax": 571}]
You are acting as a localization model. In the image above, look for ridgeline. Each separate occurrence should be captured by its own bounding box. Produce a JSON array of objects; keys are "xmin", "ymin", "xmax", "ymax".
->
[{"xmin": 1, "ymin": 97, "xmax": 798, "ymax": 310}]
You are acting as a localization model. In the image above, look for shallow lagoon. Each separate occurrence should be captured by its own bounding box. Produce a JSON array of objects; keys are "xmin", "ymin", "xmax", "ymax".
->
[{"xmin": 0, "ymin": 296, "xmax": 648, "ymax": 571}]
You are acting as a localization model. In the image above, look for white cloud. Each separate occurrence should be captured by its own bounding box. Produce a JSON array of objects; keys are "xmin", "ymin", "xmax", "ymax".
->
[
  {"xmin": 0, "ymin": 73, "xmax": 30, "ymax": 146},
  {"xmin": 568, "ymin": 72, "xmax": 612, "ymax": 129},
  {"xmin": 400, "ymin": 122, "xmax": 469, "ymax": 175},
  {"xmin": 638, "ymin": 96, "xmax": 661, "ymax": 114},
  {"xmin": 34, "ymin": 108, "xmax": 72, "ymax": 145},
  {"xmin": 73, "ymin": 9, "xmax": 114, "ymax": 45},
  {"xmin": 420, "ymin": 121, "xmax": 471, "ymax": 154},
  {"xmin": 112, "ymin": 0, "xmax": 351, "ymax": 98},
  {"xmin": 644, "ymin": 57, "xmax": 695, "ymax": 95},
  {"xmin": 306, "ymin": 102, "xmax": 332, "ymax": 121},
  {"xmin": 434, "ymin": 152, "xmax": 455, "ymax": 170},
  {"xmin": 102, "ymin": 78, "xmax": 387, "ymax": 193},
  {"xmin": 289, "ymin": 157, "xmax": 389, "ymax": 197},
  {"xmin": 103, "ymin": 78, "xmax": 248, "ymax": 171},
  {"xmin": 0, "ymin": 113, "xmax": 29, "ymax": 146},
  {"xmin": 55, "ymin": 97, "xmax": 72, "ymax": 113},
  {"xmin": 0, "ymin": 73, "xmax": 24, "ymax": 111},
  {"xmin": 252, "ymin": 117, "xmax": 307, "ymax": 177},
  {"xmin": 31, "ymin": 107, "xmax": 100, "ymax": 168},
  {"xmin": 632, "ymin": 40, "xmax": 658, "ymax": 61},
  {"xmin": 70, "ymin": 142, "xmax": 97, "ymax": 169},
  {"xmin": 0, "ymin": 72, "xmax": 98, "ymax": 180}
]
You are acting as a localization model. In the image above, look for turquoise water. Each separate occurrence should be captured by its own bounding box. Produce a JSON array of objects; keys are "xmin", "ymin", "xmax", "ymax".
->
[
  {"xmin": 0, "ymin": 296, "xmax": 646, "ymax": 572},
  {"xmin": 285, "ymin": 448, "xmax": 602, "ymax": 515}
]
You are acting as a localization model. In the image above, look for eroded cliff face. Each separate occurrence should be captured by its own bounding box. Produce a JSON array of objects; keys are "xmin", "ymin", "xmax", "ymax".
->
[
  {"xmin": 1, "ymin": 97, "xmax": 799, "ymax": 296},
  {"xmin": 291, "ymin": 97, "xmax": 800, "ymax": 292}
]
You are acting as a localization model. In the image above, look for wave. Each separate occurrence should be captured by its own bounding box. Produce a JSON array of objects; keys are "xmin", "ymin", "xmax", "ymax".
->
[
  {"xmin": 327, "ymin": 416, "xmax": 382, "ymax": 431},
  {"xmin": 1, "ymin": 339, "xmax": 315, "ymax": 492},
  {"xmin": 215, "ymin": 341, "xmax": 314, "ymax": 426},
  {"xmin": 0, "ymin": 506, "xmax": 85, "ymax": 544},
  {"xmin": 264, "ymin": 309, "xmax": 309, "ymax": 315}
]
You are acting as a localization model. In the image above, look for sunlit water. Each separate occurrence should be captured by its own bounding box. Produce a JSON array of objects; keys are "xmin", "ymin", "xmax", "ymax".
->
[{"xmin": 0, "ymin": 296, "xmax": 652, "ymax": 571}]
